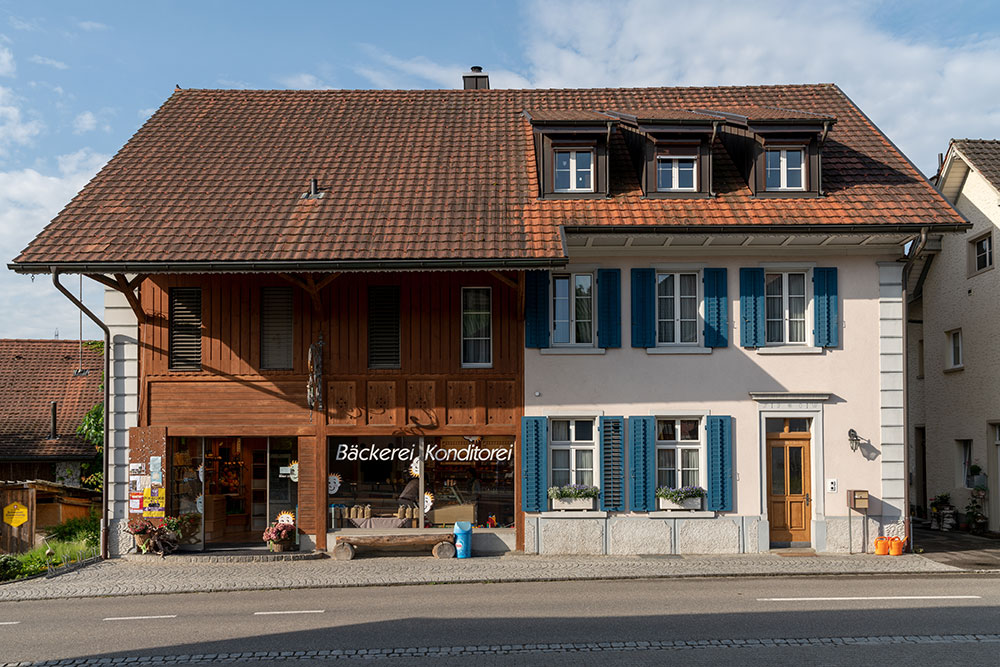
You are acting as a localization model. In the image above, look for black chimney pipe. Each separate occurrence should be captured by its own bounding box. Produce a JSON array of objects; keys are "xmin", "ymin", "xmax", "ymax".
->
[{"xmin": 50, "ymin": 400, "xmax": 57, "ymax": 439}]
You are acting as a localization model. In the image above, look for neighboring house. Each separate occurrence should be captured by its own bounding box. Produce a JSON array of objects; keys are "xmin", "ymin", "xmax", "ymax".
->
[
  {"xmin": 9, "ymin": 71, "xmax": 965, "ymax": 556},
  {"xmin": 0, "ymin": 340, "xmax": 102, "ymax": 484},
  {"xmin": 909, "ymin": 139, "xmax": 1000, "ymax": 532}
]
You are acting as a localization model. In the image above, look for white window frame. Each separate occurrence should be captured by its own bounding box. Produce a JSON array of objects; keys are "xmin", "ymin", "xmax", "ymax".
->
[
  {"xmin": 553, "ymin": 149, "xmax": 595, "ymax": 193},
  {"xmin": 970, "ymin": 232, "xmax": 993, "ymax": 274},
  {"xmin": 654, "ymin": 417, "xmax": 706, "ymax": 490},
  {"xmin": 656, "ymin": 271, "xmax": 702, "ymax": 346},
  {"xmin": 551, "ymin": 272, "xmax": 595, "ymax": 347},
  {"xmin": 958, "ymin": 439, "xmax": 973, "ymax": 488},
  {"xmin": 946, "ymin": 328, "xmax": 963, "ymax": 370},
  {"xmin": 765, "ymin": 148, "xmax": 806, "ymax": 191},
  {"xmin": 461, "ymin": 286, "xmax": 492, "ymax": 368},
  {"xmin": 764, "ymin": 270, "xmax": 812, "ymax": 346},
  {"xmin": 656, "ymin": 155, "xmax": 698, "ymax": 192},
  {"xmin": 549, "ymin": 418, "xmax": 598, "ymax": 488}
]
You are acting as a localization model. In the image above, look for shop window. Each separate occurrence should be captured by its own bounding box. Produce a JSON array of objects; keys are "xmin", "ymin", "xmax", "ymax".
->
[
  {"xmin": 169, "ymin": 287, "xmax": 202, "ymax": 370},
  {"xmin": 655, "ymin": 418, "xmax": 703, "ymax": 488},
  {"xmin": 550, "ymin": 419, "xmax": 596, "ymax": 487},
  {"xmin": 368, "ymin": 286, "xmax": 400, "ymax": 369},
  {"xmin": 260, "ymin": 287, "xmax": 293, "ymax": 370},
  {"xmin": 461, "ymin": 287, "xmax": 492, "ymax": 367}
]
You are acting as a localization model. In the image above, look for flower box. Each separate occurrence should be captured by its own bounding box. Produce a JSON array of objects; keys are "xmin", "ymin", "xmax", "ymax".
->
[
  {"xmin": 550, "ymin": 497, "xmax": 596, "ymax": 511},
  {"xmin": 658, "ymin": 497, "xmax": 702, "ymax": 511}
]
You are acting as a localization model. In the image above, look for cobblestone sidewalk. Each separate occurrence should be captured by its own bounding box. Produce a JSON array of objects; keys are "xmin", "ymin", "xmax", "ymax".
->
[{"xmin": 0, "ymin": 552, "xmax": 960, "ymax": 602}]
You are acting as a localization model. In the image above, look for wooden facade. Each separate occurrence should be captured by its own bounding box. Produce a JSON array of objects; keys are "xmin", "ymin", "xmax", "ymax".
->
[{"xmin": 132, "ymin": 270, "xmax": 525, "ymax": 550}]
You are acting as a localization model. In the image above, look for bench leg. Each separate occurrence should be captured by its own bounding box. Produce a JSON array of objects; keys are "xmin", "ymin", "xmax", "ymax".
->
[
  {"xmin": 432, "ymin": 541, "xmax": 456, "ymax": 559},
  {"xmin": 333, "ymin": 542, "xmax": 356, "ymax": 561}
]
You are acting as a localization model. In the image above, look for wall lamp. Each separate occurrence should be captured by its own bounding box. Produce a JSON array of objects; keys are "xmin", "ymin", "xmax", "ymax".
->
[{"xmin": 848, "ymin": 428, "xmax": 861, "ymax": 451}]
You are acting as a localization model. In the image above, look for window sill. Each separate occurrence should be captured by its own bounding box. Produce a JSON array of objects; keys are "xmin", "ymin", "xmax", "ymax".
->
[
  {"xmin": 944, "ymin": 365, "xmax": 965, "ymax": 374},
  {"xmin": 539, "ymin": 511, "xmax": 609, "ymax": 518},
  {"xmin": 648, "ymin": 510, "xmax": 716, "ymax": 519},
  {"xmin": 755, "ymin": 347, "xmax": 824, "ymax": 355},
  {"xmin": 539, "ymin": 347, "xmax": 606, "ymax": 355},
  {"xmin": 646, "ymin": 347, "xmax": 712, "ymax": 355}
]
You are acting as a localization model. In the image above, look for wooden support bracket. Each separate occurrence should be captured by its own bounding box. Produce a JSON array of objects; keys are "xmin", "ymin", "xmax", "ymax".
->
[
  {"xmin": 85, "ymin": 273, "xmax": 147, "ymax": 324},
  {"xmin": 279, "ymin": 272, "xmax": 340, "ymax": 317},
  {"xmin": 489, "ymin": 270, "xmax": 518, "ymax": 291}
]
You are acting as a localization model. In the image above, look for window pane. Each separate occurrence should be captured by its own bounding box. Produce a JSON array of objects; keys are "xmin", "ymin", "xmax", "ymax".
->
[
  {"xmin": 555, "ymin": 162, "xmax": 571, "ymax": 191},
  {"xmin": 788, "ymin": 319, "xmax": 806, "ymax": 343},
  {"xmin": 576, "ymin": 469, "xmax": 594, "ymax": 486},
  {"xmin": 657, "ymin": 159, "xmax": 673, "ymax": 190},
  {"xmin": 575, "ymin": 275, "xmax": 593, "ymax": 344},
  {"xmin": 786, "ymin": 150, "xmax": 803, "ymax": 169},
  {"xmin": 554, "ymin": 276, "xmax": 569, "ymax": 298},
  {"xmin": 464, "ymin": 339, "xmax": 489, "ymax": 364},
  {"xmin": 463, "ymin": 313, "xmax": 490, "ymax": 339},
  {"xmin": 552, "ymin": 469, "xmax": 571, "ymax": 487},
  {"xmin": 657, "ymin": 274, "xmax": 675, "ymax": 297},
  {"xmin": 681, "ymin": 448, "xmax": 699, "ymax": 469},
  {"xmin": 680, "ymin": 420, "xmax": 699, "ymax": 440},
  {"xmin": 788, "ymin": 418, "xmax": 810, "ymax": 432},
  {"xmin": 575, "ymin": 448, "xmax": 593, "ymax": 471},
  {"xmin": 766, "ymin": 320, "xmax": 784, "ymax": 344},
  {"xmin": 657, "ymin": 448, "xmax": 675, "ymax": 470},
  {"xmin": 552, "ymin": 449, "xmax": 570, "ymax": 469},
  {"xmin": 680, "ymin": 321, "xmax": 697, "ymax": 343},
  {"xmin": 657, "ymin": 420, "xmax": 676, "ymax": 441},
  {"xmin": 771, "ymin": 447, "xmax": 785, "ymax": 495},
  {"xmin": 765, "ymin": 273, "xmax": 783, "ymax": 297},
  {"xmin": 677, "ymin": 159, "xmax": 695, "ymax": 189},
  {"xmin": 681, "ymin": 469, "xmax": 698, "ymax": 487},
  {"xmin": 658, "ymin": 320, "xmax": 673, "ymax": 343},
  {"xmin": 575, "ymin": 151, "xmax": 593, "ymax": 190},
  {"xmin": 788, "ymin": 273, "xmax": 805, "ymax": 297},
  {"xmin": 765, "ymin": 418, "xmax": 784, "ymax": 433},
  {"xmin": 551, "ymin": 420, "xmax": 570, "ymax": 442},
  {"xmin": 554, "ymin": 297, "xmax": 569, "ymax": 321},
  {"xmin": 679, "ymin": 274, "xmax": 697, "ymax": 297},
  {"xmin": 554, "ymin": 321, "xmax": 570, "ymax": 344},
  {"xmin": 576, "ymin": 321, "xmax": 592, "ymax": 344},
  {"xmin": 660, "ymin": 296, "xmax": 675, "ymax": 322},
  {"xmin": 766, "ymin": 151, "xmax": 781, "ymax": 189},
  {"xmin": 789, "ymin": 447, "xmax": 803, "ymax": 495},
  {"xmin": 657, "ymin": 469, "xmax": 676, "ymax": 489},
  {"xmin": 463, "ymin": 288, "xmax": 489, "ymax": 311},
  {"xmin": 576, "ymin": 169, "xmax": 592, "ymax": 190},
  {"xmin": 575, "ymin": 150, "xmax": 592, "ymax": 170},
  {"xmin": 574, "ymin": 420, "xmax": 593, "ymax": 442},
  {"xmin": 679, "ymin": 296, "xmax": 697, "ymax": 320}
]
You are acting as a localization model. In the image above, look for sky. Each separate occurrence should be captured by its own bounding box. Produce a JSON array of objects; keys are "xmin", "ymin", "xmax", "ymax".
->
[{"xmin": 1, "ymin": 0, "xmax": 1000, "ymax": 339}]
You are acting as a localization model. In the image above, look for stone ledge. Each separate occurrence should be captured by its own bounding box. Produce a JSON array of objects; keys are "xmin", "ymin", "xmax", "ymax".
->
[
  {"xmin": 540, "ymin": 511, "xmax": 609, "ymax": 518},
  {"xmin": 648, "ymin": 511, "xmax": 716, "ymax": 519}
]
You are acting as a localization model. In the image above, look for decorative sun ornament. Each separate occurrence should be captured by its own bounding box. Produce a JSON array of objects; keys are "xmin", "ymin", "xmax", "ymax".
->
[
  {"xmin": 424, "ymin": 492, "xmax": 434, "ymax": 514},
  {"xmin": 289, "ymin": 460, "xmax": 299, "ymax": 483},
  {"xmin": 328, "ymin": 473, "xmax": 342, "ymax": 495},
  {"xmin": 276, "ymin": 510, "xmax": 296, "ymax": 525},
  {"xmin": 409, "ymin": 457, "xmax": 421, "ymax": 478}
]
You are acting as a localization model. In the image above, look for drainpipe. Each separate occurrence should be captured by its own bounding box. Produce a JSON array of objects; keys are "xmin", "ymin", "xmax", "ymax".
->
[
  {"xmin": 708, "ymin": 121, "xmax": 721, "ymax": 197},
  {"xmin": 53, "ymin": 269, "xmax": 111, "ymax": 560}
]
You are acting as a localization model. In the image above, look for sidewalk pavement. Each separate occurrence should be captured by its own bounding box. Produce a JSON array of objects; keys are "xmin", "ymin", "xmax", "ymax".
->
[{"xmin": 0, "ymin": 551, "xmax": 971, "ymax": 602}]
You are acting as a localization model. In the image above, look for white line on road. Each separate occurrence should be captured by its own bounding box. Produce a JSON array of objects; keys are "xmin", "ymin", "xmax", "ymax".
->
[
  {"xmin": 757, "ymin": 595, "xmax": 982, "ymax": 602},
  {"xmin": 103, "ymin": 615, "xmax": 178, "ymax": 621},
  {"xmin": 0, "ymin": 621, "xmax": 21, "ymax": 625},
  {"xmin": 254, "ymin": 610, "xmax": 325, "ymax": 616}
]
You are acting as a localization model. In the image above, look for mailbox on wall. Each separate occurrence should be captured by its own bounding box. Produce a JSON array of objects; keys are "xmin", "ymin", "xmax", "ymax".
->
[{"xmin": 847, "ymin": 489, "xmax": 869, "ymax": 510}]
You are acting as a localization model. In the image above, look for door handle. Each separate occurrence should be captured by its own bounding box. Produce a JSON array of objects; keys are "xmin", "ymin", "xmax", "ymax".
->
[{"xmin": 805, "ymin": 493, "xmax": 811, "ymax": 506}]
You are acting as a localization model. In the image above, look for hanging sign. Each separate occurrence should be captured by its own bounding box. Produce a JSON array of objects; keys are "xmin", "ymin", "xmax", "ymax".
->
[{"xmin": 3, "ymin": 502, "xmax": 28, "ymax": 527}]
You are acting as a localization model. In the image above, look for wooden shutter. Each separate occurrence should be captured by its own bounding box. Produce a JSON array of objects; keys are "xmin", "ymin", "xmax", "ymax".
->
[
  {"xmin": 630, "ymin": 268, "xmax": 656, "ymax": 348},
  {"xmin": 739, "ymin": 268, "xmax": 765, "ymax": 348},
  {"xmin": 521, "ymin": 416, "xmax": 548, "ymax": 512},
  {"xmin": 524, "ymin": 270, "xmax": 550, "ymax": 349},
  {"xmin": 368, "ymin": 286, "xmax": 400, "ymax": 369},
  {"xmin": 813, "ymin": 267, "xmax": 839, "ymax": 348},
  {"xmin": 703, "ymin": 268, "xmax": 728, "ymax": 348},
  {"xmin": 169, "ymin": 287, "xmax": 201, "ymax": 370},
  {"xmin": 260, "ymin": 287, "xmax": 293, "ymax": 369},
  {"xmin": 707, "ymin": 415, "xmax": 733, "ymax": 512},
  {"xmin": 597, "ymin": 268, "xmax": 621, "ymax": 349},
  {"xmin": 628, "ymin": 416, "xmax": 655, "ymax": 512},
  {"xmin": 600, "ymin": 416, "xmax": 625, "ymax": 511}
]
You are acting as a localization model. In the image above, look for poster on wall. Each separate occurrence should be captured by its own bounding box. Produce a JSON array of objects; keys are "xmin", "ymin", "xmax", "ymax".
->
[
  {"xmin": 149, "ymin": 456, "xmax": 163, "ymax": 486},
  {"xmin": 142, "ymin": 487, "xmax": 165, "ymax": 518},
  {"xmin": 129, "ymin": 492, "xmax": 144, "ymax": 514}
]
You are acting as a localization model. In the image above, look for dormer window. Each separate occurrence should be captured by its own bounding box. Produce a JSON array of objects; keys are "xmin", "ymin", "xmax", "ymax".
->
[
  {"xmin": 656, "ymin": 155, "xmax": 697, "ymax": 192},
  {"xmin": 555, "ymin": 149, "xmax": 594, "ymax": 192},
  {"xmin": 765, "ymin": 148, "xmax": 805, "ymax": 191}
]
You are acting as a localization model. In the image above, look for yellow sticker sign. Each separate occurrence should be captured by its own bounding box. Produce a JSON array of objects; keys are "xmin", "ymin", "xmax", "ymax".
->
[
  {"xmin": 143, "ymin": 487, "xmax": 165, "ymax": 519},
  {"xmin": 3, "ymin": 502, "xmax": 28, "ymax": 527}
]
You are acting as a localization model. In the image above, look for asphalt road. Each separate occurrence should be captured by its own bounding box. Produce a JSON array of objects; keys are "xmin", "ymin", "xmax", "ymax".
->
[{"xmin": 2, "ymin": 574, "xmax": 999, "ymax": 665}]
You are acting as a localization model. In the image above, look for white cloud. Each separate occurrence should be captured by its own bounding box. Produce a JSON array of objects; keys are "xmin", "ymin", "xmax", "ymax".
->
[
  {"xmin": 8, "ymin": 17, "xmax": 39, "ymax": 32},
  {"xmin": 277, "ymin": 73, "xmax": 334, "ymax": 90},
  {"xmin": 138, "ymin": 107, "xmax": 157, "ymax": 120},
  {"xmin": 78, "ymin": 21, "xmax": 108, "ymax": 31},
  {"xmin": 0, "ymin": 148, "xmax": 109, "ymax": 339},
  {"xmin": 0, "ymin": 45, "xmax": 15, "ymax": 77},
  {"xmin": 72, "ymin": 110, "xmax": 97, "ymax": 133},
  {"xmin": 355, "ymin": 45, "xmax": 531, "ymax": 90},
  {"xmin": 28, "ymin": 54, "xmax": 68, "ymax": 70},
  {"xmin": 0, "ymin": 86, "xmax": 42, "ymax": 152}
]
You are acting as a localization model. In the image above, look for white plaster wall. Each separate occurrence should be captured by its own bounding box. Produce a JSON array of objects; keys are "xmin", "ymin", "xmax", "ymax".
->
[
  {"xmin": 525, "ymin": 251, "xmax": 898, "ymax": 531},
  {"xmin": 918, "ymin": 168, "xmax": 1000, "ymax": 530},
  {"xmin": 105, "ymin": 284, "xmax": 139, "ymax": 556}
]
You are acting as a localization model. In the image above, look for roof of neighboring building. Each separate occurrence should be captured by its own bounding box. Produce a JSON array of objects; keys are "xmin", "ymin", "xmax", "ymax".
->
[
  {"xmin": 0, "ymin": 340, "xmax": 102, "ymax": 460},
  {"xmin": 11, "ymin": 83, "xmax": 966, "ymax": 270},
  {"xmin": 951, "ymin": 139, "xmax": 1000, "ymax": 192}
]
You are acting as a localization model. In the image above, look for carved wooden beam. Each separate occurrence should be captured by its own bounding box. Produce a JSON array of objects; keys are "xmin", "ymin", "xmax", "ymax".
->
[
  {"xmin": 84, "ymin": 273, "xmax": 119, "ymax": 291},
  {"xmin": 114, "ymin": 274, "xmax": 147, "ymax": 324},
  {"xmin": 489, "ymin": 270, "xmax": 518, "ymax": 290}
]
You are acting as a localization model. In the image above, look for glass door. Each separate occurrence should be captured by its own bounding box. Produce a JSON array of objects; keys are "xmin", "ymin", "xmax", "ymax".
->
[
  {"xmin": 169, "ymin": 436, "xmax": 205, "ymax": 551},
  {"xmin": 267, "ymin": 437, "xmax": 298, "ymax": 541}
]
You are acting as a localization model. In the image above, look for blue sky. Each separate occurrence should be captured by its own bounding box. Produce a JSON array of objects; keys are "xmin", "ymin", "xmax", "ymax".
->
[{"xmin": 2, "ymin": 0, "xmax": 1000, "ymax": 339}]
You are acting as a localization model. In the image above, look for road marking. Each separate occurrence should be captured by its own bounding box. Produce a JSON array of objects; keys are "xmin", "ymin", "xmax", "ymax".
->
[
  {"xmin": 0, "ymin": 621, "xmax": 20, "ymax": 625},
  {"xmin": 103, "ymin": 615, "xmax": 178, "ymax": 621},
  {"xmin": 757, "ymin": 595, "xmax": 982, "ymax": 602},
  {"xmin": 254, "ymin": 610, "xmax": 325, "ymax": 616}
]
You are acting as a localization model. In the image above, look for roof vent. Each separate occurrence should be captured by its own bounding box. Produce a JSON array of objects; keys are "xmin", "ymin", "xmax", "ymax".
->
[
  {"xmin": 302, "ymin": 177, "xmax": 324, "ymax": 200},
  {"xmin": 463, "ymin": 65, "xmax": 489, "ymax": 90}
]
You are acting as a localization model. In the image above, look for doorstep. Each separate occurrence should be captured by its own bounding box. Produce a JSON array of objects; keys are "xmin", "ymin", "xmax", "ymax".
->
[{"xmin": 122, "ymin": 549, "xmax": 326, "ymax": 563}]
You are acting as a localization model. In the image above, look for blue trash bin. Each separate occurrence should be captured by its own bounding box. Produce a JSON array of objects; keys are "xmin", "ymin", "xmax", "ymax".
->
[{"xmin": 453, "ymin": 521, "xmax": 472, "ymax": 559}]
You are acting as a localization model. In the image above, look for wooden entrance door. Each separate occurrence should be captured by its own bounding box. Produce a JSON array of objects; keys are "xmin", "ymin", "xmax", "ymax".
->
[{"xmin": 766, "ymin": 420, "xmax": 811, "ymax": 546}]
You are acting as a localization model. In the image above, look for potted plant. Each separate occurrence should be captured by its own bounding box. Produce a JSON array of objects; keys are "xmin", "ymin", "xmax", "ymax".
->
[
  {"xmin": 547, "ymin": 484, "xmax": 599, "ymax": 511},
  {"xmin": 263, "ymin": 521, "xmax": 297, "ymax": 552},
  {"xmin": 125, "ymin": 517, "xmax": 155, "ymax": 553},
  {"xmin": 656, "ymin": 486, "xmax": 706, "ymax": 510},
  {"xmin": 965, "ymin": 487, "xmax": 989, "ymax": 535},
  {"xmin": 163, "ymin": 513, "xmax": 201, "ymax": 543},
  {"xmin": 969, "ymin": 463, "xmax": 988, "ymax": 489}
]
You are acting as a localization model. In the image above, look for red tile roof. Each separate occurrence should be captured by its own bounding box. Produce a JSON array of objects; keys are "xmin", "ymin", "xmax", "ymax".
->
[
  {"xmin": 952, "ymin": 139, "xmax": 1000, "ymax": 193},
  {"xmin": 11, "ymin": 84, "xmax": 965, "ymax": 270},
  {"xmin": 0, "ymin": 340, "xmax": 102, "ymax": 460}
]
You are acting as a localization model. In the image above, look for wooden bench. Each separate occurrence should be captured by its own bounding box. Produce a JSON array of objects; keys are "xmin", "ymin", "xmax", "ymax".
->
[{"xmin": 333, "ymin": 533, "xmax": 456, "ymax": 560}]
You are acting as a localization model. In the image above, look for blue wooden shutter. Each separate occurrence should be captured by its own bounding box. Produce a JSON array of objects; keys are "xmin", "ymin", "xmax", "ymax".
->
[
  {"xmin": 813, "ymin": 267, "xmax": 839, "ymax": 348},
  {"xmin": 628, "ymin": 416, "xmax": 655, "ymax": 512},
  {"xmin": 739, "ymin": 268, "xmax": 765, "ymax": 348},
  {"xmin": 600, "ymin": 416, "xmax": 625, "ymax": 511},
  {"xmin": 703, "ymin": 268, "xmax": 728, "ymax": 348},
  {"xmin": 524, "ymin": 270, "xmax": 549, "ymax": 349},
  {"xmin": 630, "ymin": 268, "xmax": 656, "ymax": 348},
  {"xmin": 706, "ymin": 415, "xmax": 733, "ymax": 512},
  {"xmin": 521, "ymin": 416, "xmax": 548, "ymax": 512},
  {"xmin": 597, "ymin": 268, "xmax": 621, "ymax": 349}
]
